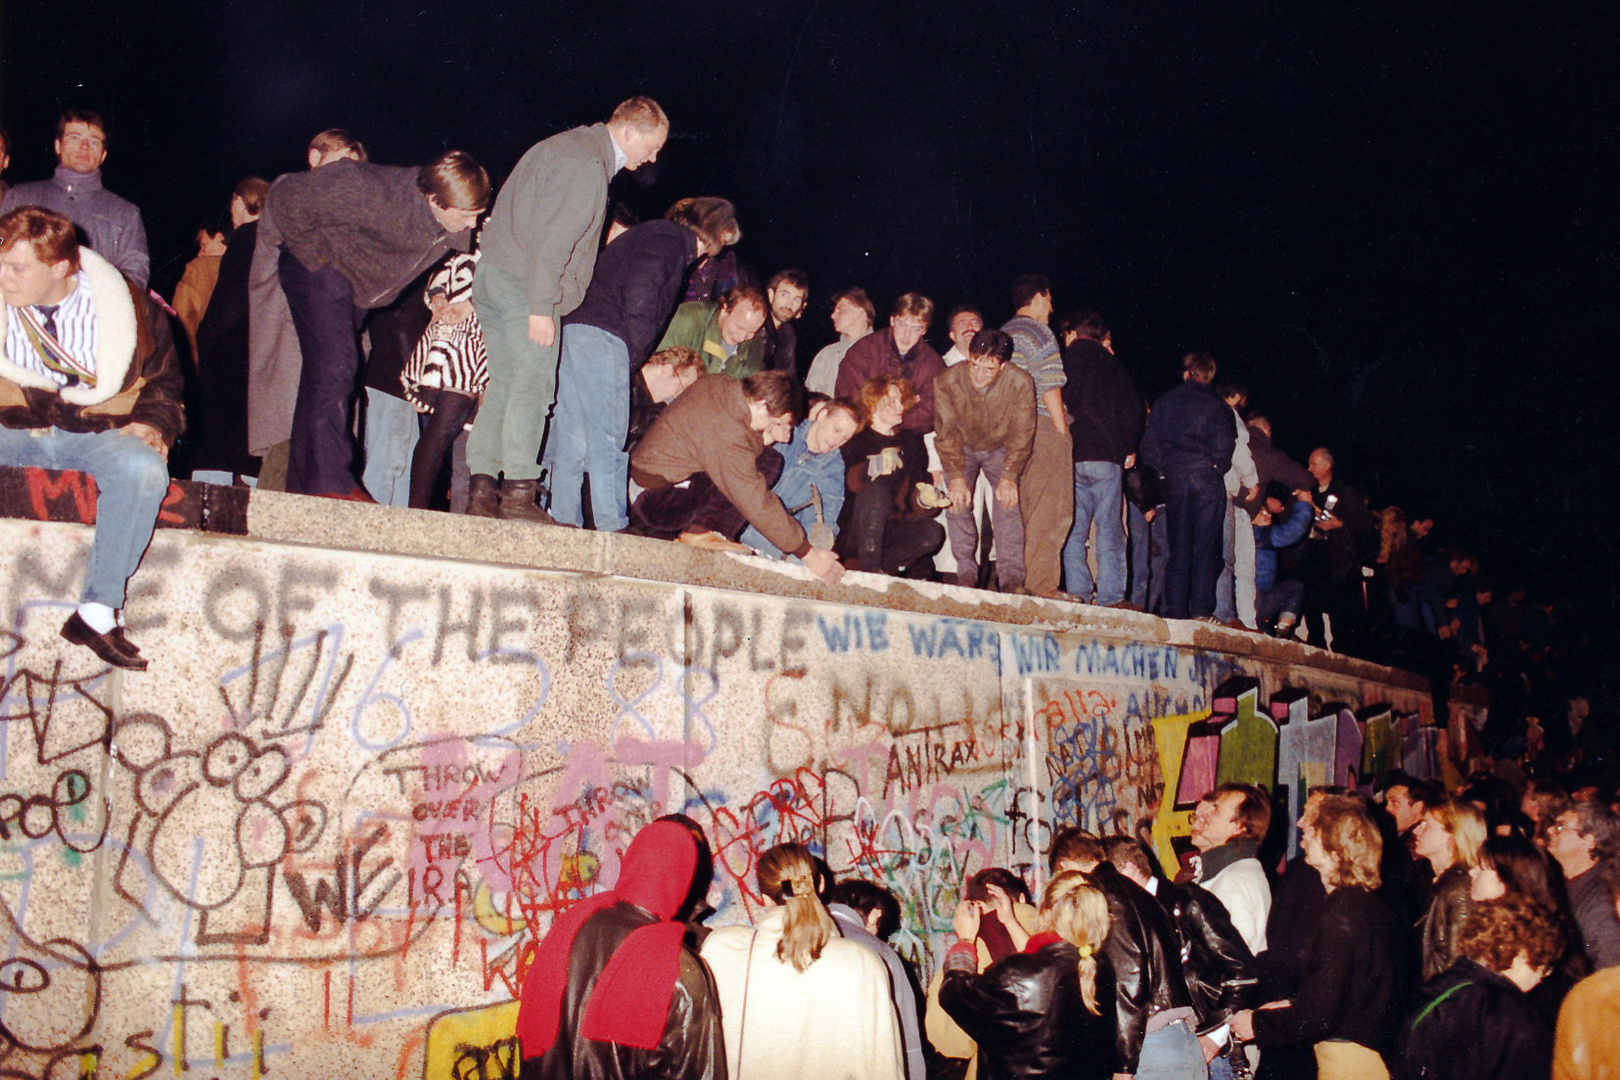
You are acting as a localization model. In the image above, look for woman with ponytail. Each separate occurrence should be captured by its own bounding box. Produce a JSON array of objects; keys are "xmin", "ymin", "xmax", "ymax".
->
[
  {"xmin": 700, "ymin": 842, "xmax": 904, "ymax": 1080},
  {"xmin": 515, "ymin": 819, "xmax": 725, "ymax": 1080},
  {"xmin": 938, "ymin": 871, "xmax": 1117, "ymax": 1080}
]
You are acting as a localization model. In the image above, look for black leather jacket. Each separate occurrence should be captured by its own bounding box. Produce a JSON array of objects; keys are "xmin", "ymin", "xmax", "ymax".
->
[
  {"xmin": 1154, "ymin": 878, "xmax": 1260, "ymax": 1032},
  {"xmin": 1420, "ymin": 864, "xmax": 1474, "ymax": 982},
  {"xmin": 521, "ymin": 902, "xmax": 727, "ymax": 1080},
  {"xmin": 1089, "ymin": 863, "xmax": 1195, "ymax": 1071},
  {"xmin": 939, "ymin": 939, "xmax": 1117, "ymax": 1080}
]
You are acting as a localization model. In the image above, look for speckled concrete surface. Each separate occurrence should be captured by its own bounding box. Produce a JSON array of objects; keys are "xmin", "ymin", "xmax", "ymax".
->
[{"xmin": 0, "ymin": 511, "xmax": 1442, "ymax": 1078}]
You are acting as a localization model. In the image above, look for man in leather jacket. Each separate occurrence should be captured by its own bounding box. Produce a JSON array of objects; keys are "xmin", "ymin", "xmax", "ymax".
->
[
  {"xmin": 1107, "ymin": 836, "xmax": 1260, "ymax": 1080},
  {"xmin": 516, "ymin": 821, "xmax": 726, "ymax": 1080},
  {"xmin": 1050, "ymin": 829, "xmax": 1204, "ymax": 1079}
]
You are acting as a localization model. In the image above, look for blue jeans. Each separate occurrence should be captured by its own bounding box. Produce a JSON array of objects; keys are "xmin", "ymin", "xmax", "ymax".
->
[
  {"xmin": 0, "ymin": 426, "xmax": 170, "ymax": 609},
  {"xmin": 1137, "ymin": 1020, "xmax": 1208, "ymax": 1080},
  {"xmin": 548, "ymin": 324, "xmax": 630, "ymax": 530},
  {"xmin": 1062, "ymin": 460, "xmax": 1126, "ymax": 604},
  {"xmin": 466, "ymin": 264, "xmax": 558, "ymax": 481},
  {"xmin": 362, "ymin": 388, "xmax": 419, "ymax": 507}
]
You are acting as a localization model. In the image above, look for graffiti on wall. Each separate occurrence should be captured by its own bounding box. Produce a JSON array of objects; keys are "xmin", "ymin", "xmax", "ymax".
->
[{"xmin": 0, "ymin": 520, "xmax": 1434, "ymax": 1079}]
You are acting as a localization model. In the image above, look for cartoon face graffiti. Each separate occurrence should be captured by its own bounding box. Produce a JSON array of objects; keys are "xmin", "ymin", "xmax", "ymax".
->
[{"xmin": 136, "ymin": 733, "xmax": 292, "ymax": 909}]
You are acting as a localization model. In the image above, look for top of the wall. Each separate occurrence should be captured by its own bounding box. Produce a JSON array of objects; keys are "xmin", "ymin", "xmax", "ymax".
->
[{"xmin": 0, "ymin": 466, "xmax": 1429, "ymax": 691}]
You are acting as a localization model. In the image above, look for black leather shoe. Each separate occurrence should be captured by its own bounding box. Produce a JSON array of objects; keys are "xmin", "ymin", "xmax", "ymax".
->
[
  {"xmin": 111, "ymin": 627, "xmax": 147, "ymax": 660},
  {"xmin": 60, "ymin": 613, "xmax": 148, "ymax": 671}
]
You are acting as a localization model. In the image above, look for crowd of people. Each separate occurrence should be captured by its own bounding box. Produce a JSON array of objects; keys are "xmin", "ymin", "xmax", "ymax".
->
[
  {"xmin": 509, "ymin": 770, "xmax": 1620, "ymax": 1080},
  {"xmin": 3, "ymin": 101, "xmax": 1617, "ymax": 1076},
  {"xmin": 0, "ymin": 100, "xmax": 1603, "ymax": 710}
]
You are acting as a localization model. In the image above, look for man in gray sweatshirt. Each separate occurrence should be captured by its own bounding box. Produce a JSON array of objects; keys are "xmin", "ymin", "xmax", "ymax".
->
[
  {"xmin": 1, "ymin": 109, "xmax": 149, "ymax": 287},
  {"xmin": 465, "ymin": 96, "xmax": 669, "ymax": 522},
  {"xmin": 267, "ymin": 151, "xmax": 489, "ymax": 497}
]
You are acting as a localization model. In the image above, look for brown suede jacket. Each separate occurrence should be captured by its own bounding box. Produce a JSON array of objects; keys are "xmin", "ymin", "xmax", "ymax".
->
[
  {"xmin": 0, "ymin": 247, "xmax": 185, "ymax": 446},
  {"xmin": 629, "ymin": 374, "xmax": 809, "ymax": 557}
]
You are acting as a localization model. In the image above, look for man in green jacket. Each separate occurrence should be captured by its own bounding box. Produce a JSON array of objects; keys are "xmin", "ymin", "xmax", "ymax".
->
[
  {"xmin": 466, "ymin": 96, "xmax": 669, "ymax": 521},
  {"xmin": 656, "ymin": 286, "xmax": 767, "ymax": 379}
]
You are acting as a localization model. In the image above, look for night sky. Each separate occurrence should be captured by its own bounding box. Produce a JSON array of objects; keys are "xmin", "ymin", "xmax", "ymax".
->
[{"xmin": 4, "ymin": 0, "xmax": 1615, "ymax": 623}]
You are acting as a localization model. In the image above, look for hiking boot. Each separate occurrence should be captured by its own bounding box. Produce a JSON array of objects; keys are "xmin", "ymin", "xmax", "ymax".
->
[
  {"xmin": 466, "ymin": 474, "xmax": 499, "ymax": 517},
  {"xmin": 497, "ymin": 478, "xmax": 557, "ymax": 524}
]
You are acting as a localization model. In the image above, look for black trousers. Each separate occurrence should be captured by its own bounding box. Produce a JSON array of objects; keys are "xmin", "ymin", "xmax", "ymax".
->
[
  {"xmin": 410, "ymin": 388, "xmax": 479, "ymax": 510},
  {"xmin": 1162, "ymin": 468, "xmax": 1225, "ymax": 619},
  {"xmin": 631, "ymin": 450, "xmax": 783, "ymax": 541},
  {"xmin": 844, "ymin": 477, "xmax": 945, "ymax": 574},
  {"xmin": 279, "ymin": 250, "xmax": 366, "ymax": 495}
]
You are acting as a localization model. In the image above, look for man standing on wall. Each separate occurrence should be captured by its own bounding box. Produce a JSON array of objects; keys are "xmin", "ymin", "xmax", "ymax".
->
[
  {"xmin": 267, "ymin": 150, "xmax": 490, "ymax": 499},
  {"xmin": 932, "ymin": 305, "xmax": 990, "ymax": 581},
  {"xmin": 933, "ymin": 329, "xmax": 1036, "ymax": 593},
  {"xmin": 1058, "ymin": 309, "xmax": 1142, "ymax": 608},
  {"xmin": 1141, "ymin": 352, "xmax": 1235, "ymax": 621},
  {"xmin": 1001, "ymin": 275, "xmax": 1071, "ymax": 598},
  {"xmin": 466, "ymin": 97, "xmax": 669, "ymax": 521},
  {"xmin": 247, "ymin": 129, "xmax": 368, "ymax": 491},
  {"xmin": 0, "ymin": 207, "xmax": 183, "ymax": 669},
  {"xmin": 1, "ymin": 109, "xmax": 149, "ymax": 287},
  {"xmin": 549, "ymin": 198, "xmax": 740, "ymax": 531}
]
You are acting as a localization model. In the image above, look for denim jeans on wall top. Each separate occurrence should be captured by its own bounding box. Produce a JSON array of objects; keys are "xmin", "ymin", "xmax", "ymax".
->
[
  {"xmin": 946, "ymin": 446, "xmax": 1025, "ymax": 590},
  {"xmin": 548, "ymin": 324, "xmax": 631, "ymax": 530},
  {"xmin": 0, "ymin": 425, "xmax": 170, "ymax": 609},
  {"xmin": 1062, "ymin": 459, "xmax": 1127, "ymax": 605},
  {"xmin": 361, "ymin": 387, "xmax": 420, "ymax": 507}
]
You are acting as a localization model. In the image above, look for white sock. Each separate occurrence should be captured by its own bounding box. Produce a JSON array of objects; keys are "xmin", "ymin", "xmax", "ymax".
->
[{"xmin": 76, "ymin": 602, "xmax": 117, "ymax": 635}]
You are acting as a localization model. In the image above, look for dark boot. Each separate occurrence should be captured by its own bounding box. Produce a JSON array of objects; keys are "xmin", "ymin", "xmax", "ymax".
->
[
  {"xmin": 466, "ymin": 474, "xmax": 499, "ymax": 517},
  {"xmin": 497, "ymin": 478, "xmax": 557, "ymax": 524}
]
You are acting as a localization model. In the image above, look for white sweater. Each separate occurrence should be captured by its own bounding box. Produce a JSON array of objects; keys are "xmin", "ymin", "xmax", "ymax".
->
[
  {"xmin": 701, "ymin": 906, "xmax": 904, "ymax": 1080},
  {"xmin": 1202, "ymin": 857, "xmax": 1272, "ymax": 956}
]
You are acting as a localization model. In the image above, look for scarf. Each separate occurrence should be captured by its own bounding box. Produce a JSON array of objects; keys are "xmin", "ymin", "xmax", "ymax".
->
[
  {"xmin": 976, "ymin": 912, "xmax": 1019, "ymax": 962},
  {"xmin": 16, "ymin": 303, "xmax": 96, "ymax": 388},
  {"xmin": 1197, "ymin": 837, "xmax": 1261, "ymax": 882},
  {"xmin": 516, "ymin": 821, "xmax": 699, "ymax": 1056}
]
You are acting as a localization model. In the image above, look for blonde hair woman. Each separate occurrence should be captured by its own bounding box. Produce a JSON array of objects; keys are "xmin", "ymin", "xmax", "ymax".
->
[
  {"xmin": 937, "ymin": 870, "xmax": 1116, "ymax": 1079},
  {"xmin": 700, "ymin": 843, "xmax": 903, "ymax": 1080},
  {"xmin": 1233, "ymin": 796, "xmax": 1406, "ymax": 1080},
  {"xmin": 1413, "ymin": 795, "xmax": 1486, "ymax": 979}
]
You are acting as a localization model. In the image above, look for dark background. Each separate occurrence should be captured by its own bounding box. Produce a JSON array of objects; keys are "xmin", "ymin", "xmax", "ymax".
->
[{"xmin": 4, "ymin": 0, "xmax": 1615, "ymax": 647}]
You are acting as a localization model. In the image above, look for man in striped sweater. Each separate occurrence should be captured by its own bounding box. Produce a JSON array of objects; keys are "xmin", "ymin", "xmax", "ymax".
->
[{"xmin": 1002, "ymin": 274, "xmax": 1072, "ymax": 598}]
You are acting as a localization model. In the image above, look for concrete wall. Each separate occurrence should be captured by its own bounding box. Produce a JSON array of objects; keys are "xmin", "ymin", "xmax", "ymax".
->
[{"xmin": 0, "ymin": 487, "xmax": 1438, "ymax": 1080}]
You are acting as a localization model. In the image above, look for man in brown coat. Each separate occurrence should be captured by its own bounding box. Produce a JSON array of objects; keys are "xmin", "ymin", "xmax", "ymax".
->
[
  {"xmin": 933, "ymin": 329, "xmax": 1036, "ymax": 592},
  {"xmin": 0, "ymin": 207, "xmax": 184, "ymax": 669},
  {"xmin": 630, "ymin": 371, "xmax": 844, "ymax": 584}
]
